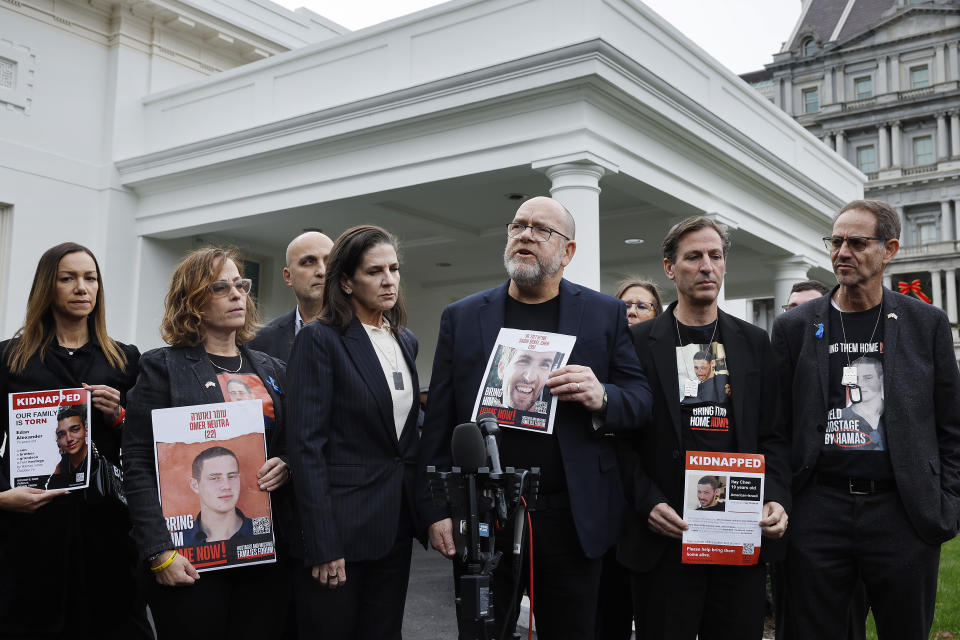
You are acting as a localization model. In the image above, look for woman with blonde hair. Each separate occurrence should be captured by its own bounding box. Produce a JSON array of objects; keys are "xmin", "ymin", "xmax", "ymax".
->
[
  {"xmin": 123, "ymin": 246, "xmax": 292, "ymax": 639},
  {"xmin": 0, "ymin": 242, "xmax": 148, "ymax": 639}
]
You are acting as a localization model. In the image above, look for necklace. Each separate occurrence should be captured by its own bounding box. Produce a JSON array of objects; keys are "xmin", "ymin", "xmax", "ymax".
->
[
  {"xmin": 209, "ymin": 351, "xmax": 243, "ymax": 374},
  {"xmin": 674, "ymin": 312, "xmax": 718, "ymax": 349},
  {"xmin": 367, "ymin": 324, "xmax": 404, "ymax": 391},
  {"xmin": 836, "ymin": 300, "xmax": 882, "ymax": 367}
]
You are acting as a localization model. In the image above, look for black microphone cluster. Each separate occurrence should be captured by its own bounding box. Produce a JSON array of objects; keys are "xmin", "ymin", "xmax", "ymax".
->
[{"xmin": 427, "ymin": 412, "xmax": 540, "ymax": 640}]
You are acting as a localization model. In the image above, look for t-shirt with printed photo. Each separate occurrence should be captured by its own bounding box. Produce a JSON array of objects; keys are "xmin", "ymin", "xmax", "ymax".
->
[{"xmin": 675, "ymin": 321, "xmax": 734, "ymax": 453}]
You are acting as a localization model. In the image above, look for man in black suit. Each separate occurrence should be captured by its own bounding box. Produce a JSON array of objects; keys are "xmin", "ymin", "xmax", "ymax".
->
[
  {"xmin": 418, "ymin": 196, "xmax": 651, "ymax": 638},
  {"xmin": 772, "ymin": 199, "xmax": 960, "ymax": 639},
  {"xmin": 249, "ymin": 231, "xmax": 333, "ymax": 361},
  {"xmin": 618, "ymin": 216, "xmax": 790, "ymax": 639}
]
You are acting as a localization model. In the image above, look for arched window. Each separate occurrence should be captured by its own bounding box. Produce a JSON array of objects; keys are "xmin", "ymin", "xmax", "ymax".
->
[{"xmin": 802, "ymin": 37, "xmax": 817, "ymax": 57}]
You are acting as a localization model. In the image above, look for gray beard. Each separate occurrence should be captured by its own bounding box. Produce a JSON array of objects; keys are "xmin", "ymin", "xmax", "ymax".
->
[{"xmin": 503, "ymin": 247, "xmax": 562, "ymax": 288}]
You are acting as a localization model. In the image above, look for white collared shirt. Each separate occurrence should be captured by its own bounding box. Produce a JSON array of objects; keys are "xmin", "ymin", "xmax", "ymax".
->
[{"xmin": 361, "ymin": 321, "xmax": 414, "ymax": 440}]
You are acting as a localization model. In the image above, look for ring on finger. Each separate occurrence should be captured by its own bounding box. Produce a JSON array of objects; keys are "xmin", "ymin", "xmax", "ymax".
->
[{"xmin": 576, "ymin": 382, "xmax": 581, "ymax": 392}]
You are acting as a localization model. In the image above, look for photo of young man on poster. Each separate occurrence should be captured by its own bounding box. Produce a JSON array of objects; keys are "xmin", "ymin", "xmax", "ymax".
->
[
  {"xmin": 182, "ymin": 445, "xmax": 254, "ymax": 546},
  {"xmin": 45, "ymin": 404, "xmax": 90, "ymax": 490}
]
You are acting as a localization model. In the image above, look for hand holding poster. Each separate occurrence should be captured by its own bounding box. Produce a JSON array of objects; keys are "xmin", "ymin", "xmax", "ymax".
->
[
  {"xmin": 152, "ymin": 399, "xmax": 275, "ymax": 572},
  {"xmin": 681, "ymin": 451, "xmax": 765, "ymax": 566},
  {"xmin": 471, "ymin": 328, "xmax": 576, "ymax": 435},
  {"xmin": 9, "ymin": 388, "xmax": 91, "ymax": 490}
]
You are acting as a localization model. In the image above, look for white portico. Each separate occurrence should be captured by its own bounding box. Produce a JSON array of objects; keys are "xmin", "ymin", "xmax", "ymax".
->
[{"xmin": 1, "ymin": 0, "xmax": 863, "ymax": 375}]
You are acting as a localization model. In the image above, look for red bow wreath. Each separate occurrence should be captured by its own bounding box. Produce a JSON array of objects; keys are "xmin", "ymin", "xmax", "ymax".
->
[{"xmin": 897, "ymin": 279, "xmax": 932, "ymax": 303}]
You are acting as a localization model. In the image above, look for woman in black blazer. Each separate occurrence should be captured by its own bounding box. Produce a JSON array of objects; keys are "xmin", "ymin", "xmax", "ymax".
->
[
  {"xmin": 288, "ymin": 225, "xmax": 424, "ymax": 640},
  {"xmin": 0, "ymin": 242, "xmax": 148, "ymax": 639},
  {"xmin": 122, "ymin": 247, "xmax": 292, "ymax": 640}
]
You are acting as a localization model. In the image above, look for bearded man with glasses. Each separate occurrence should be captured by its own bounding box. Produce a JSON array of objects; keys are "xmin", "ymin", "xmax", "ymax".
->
[{"xmin": 771, "ymin": 199, "xmax": 960, "ymax": 639}]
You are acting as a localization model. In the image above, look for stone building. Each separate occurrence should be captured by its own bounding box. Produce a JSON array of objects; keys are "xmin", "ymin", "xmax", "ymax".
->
[{"xmin": 744, "ymin": 0, "xmax": 960, "ymax": 347}]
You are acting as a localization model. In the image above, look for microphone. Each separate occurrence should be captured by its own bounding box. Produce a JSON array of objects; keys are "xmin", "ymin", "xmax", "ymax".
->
[
  {"xmin": 476, "ymin": 412, "xmax": 503, "ymax": 474},
  {"xmin": 451, "ymin": 422, "xmax": 486, "ymax": 472}
]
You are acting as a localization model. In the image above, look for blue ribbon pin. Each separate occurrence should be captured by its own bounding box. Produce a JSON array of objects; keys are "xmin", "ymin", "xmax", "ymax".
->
[
  {"xmin": 815, "ymin": 323, "xmax": 824, "ymax": 339},
  {"xmin": 266, "ymin": 376, "xmax": 283, "ymax": 395}
]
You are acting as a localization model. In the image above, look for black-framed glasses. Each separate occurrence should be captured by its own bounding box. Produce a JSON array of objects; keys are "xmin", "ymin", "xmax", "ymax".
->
[
  {"xmin": 506, "ymin": 222, "xmax": 571, "ymax": 243},
  {"xmin": 625, "ymin": 301, "xmax": 653, "ymax": 312},
  {"xmin": 209, "ymin": 279, "xmax": 252, "ymax": 296},
  {"xmin": 822, "ymin": 236, "xmax": 886, "ymax": 252}
]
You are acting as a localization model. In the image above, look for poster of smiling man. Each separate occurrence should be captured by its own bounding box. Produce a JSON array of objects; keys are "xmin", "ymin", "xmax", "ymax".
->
[
  {"xmin": 152, "ymin": 399, "xmax": 275, "ymax": 572},
  {"xmin": 472, "ymin": 328, "xmax": 575, "ymax": 435},
  {"xmin": 8, "ymin": 387, "xmax": 91, "ymax": 490}
]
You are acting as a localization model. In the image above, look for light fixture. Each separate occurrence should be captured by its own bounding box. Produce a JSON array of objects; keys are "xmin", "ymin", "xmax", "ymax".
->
[
  {"xmin": 624, "ymin": 238, "xmax": 644, "ymax": 245},
  {"xmin": 506, "ymin": 193, "xmax": 527, "ymax": 201},
  {"xmin": 435, "ymin": 262, "xmax": 452, "ymax": 267}
]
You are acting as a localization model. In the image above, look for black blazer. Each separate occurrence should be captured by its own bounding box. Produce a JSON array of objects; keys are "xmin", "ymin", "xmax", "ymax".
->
[
  {"xmin": 771, "ymin": 287, "xmax": 960, "ymax": 544},
  {"xmin": 286, "ymin": 317, "xmax": 425, "ymax": 567},
  {"xmin": 248, "ymin": 309, "xmax": 296, "ymax": 362},
  {"xmin": 416, "ymin": 279, "xmax": 652, "ymax": 559},
  {"xmin": 122, "ymin": 344, "xmax": 288, "ymax": 562},
  {"xmin": 617, "ymin": 304, "xmax": 791, "ymax": 572}
]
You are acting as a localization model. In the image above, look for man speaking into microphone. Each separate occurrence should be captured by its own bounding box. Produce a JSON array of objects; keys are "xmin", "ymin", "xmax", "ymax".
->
[{"xmin": 417, "ymin": 196, "xmax": 651, "ymax": 638}]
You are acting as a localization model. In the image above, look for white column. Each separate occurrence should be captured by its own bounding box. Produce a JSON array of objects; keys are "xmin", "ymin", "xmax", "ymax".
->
[
  {"xmin": 891, "ymin": 121, "xmax": 902, "ymax": 167},
  {"xmin": 938, "ymin": 113, "xmax": 949, "ymax": 161},
  {"xmin": 878, "ymin": 55, "xmax": 888, "ymax": 94},
  {"xmin": 951, "ymin": 42, "xmax": 960, "ymax": 82},
  {"xmin": 891, "ymin": 55, "xmax": 901, "ymax": 92},
  {"xmin": 883, "ymin": 274, "xmax": 892, "ymax": 290},
  {"xmin": 878, "ymin": 123, "xmax": 890, "ymax": 169},
  {"xmin": 933, "ymin": 269, "xmax": 943, "ymax": 310},
  {"xmin": 936, "ymin": 44, "xmax": 947, "ymax": 85},
  {"xmin": 943, "ymin": 200, "xmax": 955, "ymax": 242},
  {"xmin": 783, "ymin": 77, "xmax": 793, "ymax": 114},
  {"xmin": 824, "ymin": 67, "xmax": 834, "ymax": 104},
  {"xmin": 541, "ymin": 163, "xmax": 605, "ymax": 290},
  {"xmin": 946, "ymin": 269, "xmax": 958, "ymax": 325},
  {"xmin": 950, "ymin": 111, "xmax": 960, "ymax": 158},
  {"xmin": 955, "ymin": 199, "xmax": 960, "ymax": 246},
  {"xmin": 836, "ymin": 65, "xmax": 846, "ymax": 103},
  {"xmin": 774, "ymin": 257, "xmax": 813, "ymax": 314},
  {"xmin": 835, "ymin": 130, "xmax": 846, "ymax": 157},
  {"xmin": 823, "ymin": 132, "xmax": 833, "ymax": 146}
]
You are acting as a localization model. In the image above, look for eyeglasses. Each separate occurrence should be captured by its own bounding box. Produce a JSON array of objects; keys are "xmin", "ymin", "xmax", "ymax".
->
[
  {"xmin": 506, "ymin": 222, "xmax": 571, "ymax": 243},
  {"xmin": 209, "ymin": 279, "xmax": 252, "ymax": 296},
  {"xmin": 822, "ymin": 236, "xmax": 886, "ymax": 252},
  {"xmin": 625, "ymin": 301, "xmax": 654, "ymax": 312},
  {"xmin": 780, "ymin": 304, "xmax": 796, "ymax": 313}
]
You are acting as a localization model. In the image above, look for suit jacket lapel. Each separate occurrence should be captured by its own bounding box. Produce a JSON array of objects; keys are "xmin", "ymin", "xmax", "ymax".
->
[
  {"xmin": 185, "ymin": 345, "xmax": 231, "ymax": 404},
  {"xmin": 718, "ymin": 310, "xmax": 749, "ymax": 452},
  {"xmin": 813, "ymin": 294, "xmax": 831, "ymax": 413},
  {"xmin": 342, "ymin": 317, "xmax": 395, "ymax": 440},
  {"xmin": 479, "ymin": 281, "xmax": 510, "ymax": 358},
  {"xmin": 650, "ymin": 305, "xmax": 682, "ymax": 445},
  {"xmin": 880, "ymin": 288, "xmax": 901, "ymax": 447},
  {"xmin": 557, "ymin": 279, "xmax": 584, "ymax": 339}
]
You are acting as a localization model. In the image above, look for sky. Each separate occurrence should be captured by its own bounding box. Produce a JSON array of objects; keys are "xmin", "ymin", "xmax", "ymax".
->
[{"xmin": 274, "ymin": 0, "xmax": 802, "ymax": 74}]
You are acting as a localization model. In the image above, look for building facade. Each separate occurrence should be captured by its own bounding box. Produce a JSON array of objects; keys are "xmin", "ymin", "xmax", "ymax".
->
[
  {"xmin": 745, "ymin": 0, "xmax": 960, "ymax": 349},
  {"xmin": 1, "ymin": 0, "xmax": 862, "ymax": 376}
]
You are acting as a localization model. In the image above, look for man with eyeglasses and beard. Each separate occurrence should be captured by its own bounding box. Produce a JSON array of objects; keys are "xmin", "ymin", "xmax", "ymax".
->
[
  {"xmin": 772, "ymin": 199, "xmax": 960, "ymax": 639},
  {"xmin": 417, "ymin": 196, "xmax": 651, "ymax": 639}
]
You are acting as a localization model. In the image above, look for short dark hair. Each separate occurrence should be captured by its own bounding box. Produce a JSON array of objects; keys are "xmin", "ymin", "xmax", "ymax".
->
[
  {"xmin": 698, "ymin": 475, "xmax": 720, "ymax": 490},
  {"xmin": 615, "ymin": 278, "xmax": 663, "ymax": 317},
  {"xmin": 191, "ymin": 446, "xmax": 239, "ymax": 480},
  {"xmin": 56, "ymin": 405, "xmax": 86, "ymax": 426},
  {"xmin": 837, "ymin": 200, "xmax": 901, "ymax": 241},
  {"xmin": 693, "ymin": 350, "xmax": 714, "ymax": 362},
  {"xmin": 662, "ymin": 216, "xmax": 731, "ymax": 264},
  {"xmin": 226, "ymin": 378, "xmax": 252, "ymax": 393},
  {"xmin": 320, "ymin": 225, "xmax": 407, "ymax": 337},
  {"xmin": 790, "ymin": 280, "xmax": 829, "ymax": 296}
]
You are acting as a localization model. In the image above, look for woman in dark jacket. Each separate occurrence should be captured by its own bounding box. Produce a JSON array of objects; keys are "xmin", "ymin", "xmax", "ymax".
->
[
  {"xmin": 288, "ymin": 225, "xmax": 424, "ymax": 639},
  {"xmin": 0, "ymin": 242, "xmax": 148, "ymax": 639},
  {"xmin": 122, "ymin": 246, "xmax": 291, "ymax": 640}
]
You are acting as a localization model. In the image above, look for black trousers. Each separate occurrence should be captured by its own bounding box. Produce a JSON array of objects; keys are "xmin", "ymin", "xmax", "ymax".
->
[
  {"xmin": 630, "ymin": 539, "xmax": 765, "ymax": 640},
  {"xmin": 488, "ymin": 507, "xmax": 603, "ymax": 640},
  {"xmin": 295, "ymin": 536, "xmax": 413, "ymax": 640},
  {"xmin": 781, "ymin": 482, "xmax": 940, "ymax": 640},
  {"xmin": 595, "ymin": 547, "xmax": 634, "ymax": 640},
  {"xmin": 149, "ymin": 559, "xmax": 291, "ymax": 640}
]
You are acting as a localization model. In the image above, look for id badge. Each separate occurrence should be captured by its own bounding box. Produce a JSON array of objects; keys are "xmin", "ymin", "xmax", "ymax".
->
[
  {"xmin": 841, "ymin": 366, "xmax": 858, "ymax": 387},
  {"xmin": 849, "ymin": 385, "xmax": 861, "ymax": 403},
  {"xmin": 683, "ymin": 379, "xmax": 699, "ymax": 397}
]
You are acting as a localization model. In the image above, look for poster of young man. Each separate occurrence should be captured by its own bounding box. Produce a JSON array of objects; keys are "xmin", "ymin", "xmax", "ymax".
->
[
  {"xmin": 8, "ymin": 387, "xmax": 91, "ymax": 490},
  {"xmin": 152, "ymin": 399, "xmax": 275, "ymax": 572},
  {"xmin": 471, "ymin": 327, "xmax": 576, "ymax": 435},
  {"xmin": 681, "ymin": 451, "xmax": 765, "ymax": 566}
]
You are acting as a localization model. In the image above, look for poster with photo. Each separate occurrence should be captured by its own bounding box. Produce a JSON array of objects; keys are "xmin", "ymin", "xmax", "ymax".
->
[
  {"xmin": 471, "ymin": 328, "xmax": 576, "ymax": 435},
  {"xmin": 8, "ymin": 387, "xmax": 91, "ymax": 490},
  {"xmin": 681, "ymin": 451, "xmax": 765, "ymax": 566},
  {"xmin": 152, "ymin": 399, "xmax": 275, "ymax": 572}
]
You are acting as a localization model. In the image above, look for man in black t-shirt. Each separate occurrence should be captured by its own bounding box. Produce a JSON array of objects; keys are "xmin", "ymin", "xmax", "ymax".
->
[
  {"xmin": 618, "ymin": 215, "xmax": 790, "ymax": 640},
  {"xmin": 772, "ymin": 199, "xmax": 960, "ymax": 639},
  {"xmin": 417, "ymin": 196, "xmax": 651, "ymax": 639}
]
